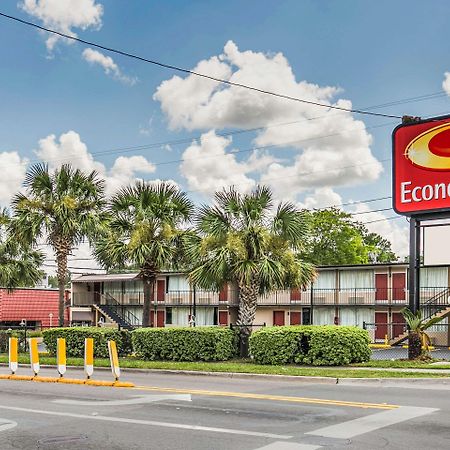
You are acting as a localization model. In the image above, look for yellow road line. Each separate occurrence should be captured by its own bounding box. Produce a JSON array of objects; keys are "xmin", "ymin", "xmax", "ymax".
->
[{"xmin": 132, "ymin": 385, "xmax": 398, "ymax": 410}]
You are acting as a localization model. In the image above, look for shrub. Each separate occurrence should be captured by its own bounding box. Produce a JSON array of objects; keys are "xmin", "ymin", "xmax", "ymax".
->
[
  {"xmin": 132, "ymin": 327, "xmax": 237, "ymax": 361},
  {"xmin": 249, "ymin": 325, "xmax": 371, "ymax": 366},
  {"xmin": 0, "ymin": 329, "xmax": 28, "ymax": 352},
  {"xmin": 43, "ymin": 327, "xmax": 131, "ymax": 358}
]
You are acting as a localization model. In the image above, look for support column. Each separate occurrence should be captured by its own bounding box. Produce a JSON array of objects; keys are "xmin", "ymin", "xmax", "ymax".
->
[{"xmin": 408, "ymin": 218, "xmax": 421, "ymax": 314}]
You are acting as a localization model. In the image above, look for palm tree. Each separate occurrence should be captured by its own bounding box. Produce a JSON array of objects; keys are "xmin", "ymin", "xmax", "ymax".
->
[
  {"xmin": 94, "ymin": 181, "xmax": 194, "ymax": 327},
  {"xmin": 0, "ymin": 210, "xmax": 44, "ymax": 289},
  {"xmin": 10, "ymin": 164, "xmax": 106, "ymax": 326},
  {"xmin": 187, "ymin": 186, "xmax": 316, "ymax": 336},
  {"xmin": 401, "ymin": 307, "xmax": 443, "ymax": 359}
]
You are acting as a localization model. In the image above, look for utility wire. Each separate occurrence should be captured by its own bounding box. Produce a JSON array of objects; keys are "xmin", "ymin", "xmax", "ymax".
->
[{"xmin": 0, "ymin": 11, "xmax": 403, "ymax": 119}]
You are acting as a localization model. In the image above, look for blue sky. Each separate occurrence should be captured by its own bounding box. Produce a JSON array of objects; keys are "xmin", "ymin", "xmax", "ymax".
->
[{"xmin": 1, "ymin": 0, "xmax": 450, "ymax": 262}]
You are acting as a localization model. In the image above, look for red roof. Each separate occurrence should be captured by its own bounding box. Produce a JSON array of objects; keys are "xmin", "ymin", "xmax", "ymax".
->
[{"xmin": 0, "ymin": 288, "xmax": 69, "ymax": 327}]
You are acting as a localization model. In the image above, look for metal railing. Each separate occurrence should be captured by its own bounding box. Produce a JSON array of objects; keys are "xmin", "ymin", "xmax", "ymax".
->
[
  {"xmin": 99, "ymin": 293, "xmax": 141, "ymax": 328},
  {"xmin": 71, "ymin": 286, "xmax": 450, "ymax": 308}
]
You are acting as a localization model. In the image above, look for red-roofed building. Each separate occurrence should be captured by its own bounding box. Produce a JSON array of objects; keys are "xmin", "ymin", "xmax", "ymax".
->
[{"xmin": 0, "ymin": 288, "xmax": 69, "ymax": 328}]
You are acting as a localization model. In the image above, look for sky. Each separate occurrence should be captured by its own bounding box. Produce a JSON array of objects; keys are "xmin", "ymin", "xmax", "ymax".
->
[{"xmin": 1, "ymin": 0, "xmax": 450, "ymax": 273}]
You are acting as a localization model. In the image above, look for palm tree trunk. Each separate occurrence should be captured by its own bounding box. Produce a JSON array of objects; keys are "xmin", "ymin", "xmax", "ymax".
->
[
  {"xmin": 55, "ymin": 248, "xmax": 68, "ymax": 327},
  {"xmin": 236, "ymin": 280, "xmax": 259, "ymax": 357},
  {"xmin": 142, "ymin": 276, "xmax": 155, "ymax": 327},
  {"xmin": 408, "ymin": 331, "xmax": 422, "ymax": 359}
]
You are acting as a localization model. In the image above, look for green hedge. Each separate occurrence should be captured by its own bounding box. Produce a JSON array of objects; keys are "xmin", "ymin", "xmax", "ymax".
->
[
  {"xmin": 43, "ymin": 327, "xmax": 132, "ymax": 358},
  {"xmin": 249, "ymin": 325, "xmax": 371, "ymax": 365},
  {"xmin": 132, "ymin": 327, "xmax": 237, "ymax": 361}
]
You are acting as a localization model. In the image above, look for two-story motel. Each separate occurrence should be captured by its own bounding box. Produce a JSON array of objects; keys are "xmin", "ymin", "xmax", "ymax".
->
[{"xmin": 70, "ymin": 262, "xmax": 450, "ymax": 342}]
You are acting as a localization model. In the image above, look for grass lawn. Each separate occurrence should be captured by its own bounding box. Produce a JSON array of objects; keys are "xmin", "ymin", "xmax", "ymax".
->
[{"xmin": 0, "ymin": 354, "xmax": 449, "ymax": 378}]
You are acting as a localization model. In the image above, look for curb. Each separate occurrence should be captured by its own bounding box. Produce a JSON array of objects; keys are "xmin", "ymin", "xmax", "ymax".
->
[
  {"xmin": 1, "ymin": 363, "xmax": 449, "ymax": 385},
  {"xmin": 337, "ymin": 377, "xmax": 450, "ymax": 386}
]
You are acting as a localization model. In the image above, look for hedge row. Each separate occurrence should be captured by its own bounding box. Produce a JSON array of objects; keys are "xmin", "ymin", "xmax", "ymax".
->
[
  {"xmin": 132, "ymin": 327, "xmax": 238, "ymax": 361},
  {"xmin": 43, "ymin": 327, "xmax": 132, "ymax": 358},
  {"xmin": 40, "ymin": 325, "xmax": 370, "ymax": 365},
  {"xmin": 249, "ymin": 325, "xmax": 371, "ymax": 365}
]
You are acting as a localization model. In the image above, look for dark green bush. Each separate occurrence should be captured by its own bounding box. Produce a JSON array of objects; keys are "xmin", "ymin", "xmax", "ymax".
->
[
  {"xmin": 132, "ymin": 327, "xmax": 237, "ymax": 361},
  {"xmin": 249, "ymin": 325, "xmax": 371, "ymax": 365},
  {"xmin": 0, "ymin": 330, "xmax": 28, "ymax": 352},
  {"xmin": 43, "ymin": 327, "xmax": 131, "ymax": 358}
]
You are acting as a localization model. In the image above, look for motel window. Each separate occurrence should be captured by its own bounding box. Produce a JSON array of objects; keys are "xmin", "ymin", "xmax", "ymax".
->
[
  {"xmin": 166, "ymin": 308, "xmax": 172, "ymax": 325},
  {"xmin": 339, "ymin": 270, "xmax": 374, "ymax": 289},
  {"xmin": 168, "ymin": 276, "xmax": 190, "ymax": 292},
  {"xmin": 420, "ymin": 267, "xmax": 447, "ymax": 288},
  {"xmin": 314, "ymin": 271, "xmax": 336, "ymax": 289}
]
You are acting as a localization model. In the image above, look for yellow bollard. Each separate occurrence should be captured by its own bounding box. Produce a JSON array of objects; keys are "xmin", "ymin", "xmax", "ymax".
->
[
  {"xmin": 108, "ymin": 340, "xmax": 120, "ymax": 381},
  {"xmin": 29, "ymin": 338, "xmax": 39, "ymax": 376},
  {"xmin": 84, "ymin": 338, "xmax": 94, "ymax": 379},
  {"xmin": 57, "ymin": 338, "xmax": 66, "ymax": 377},
  {"xmin": 8, "ymin": 337, "xmax": 18, "ymax": 375},
  {"xmin": 384, "ymin": 334, "xmax": 388, "ymax": 346}
]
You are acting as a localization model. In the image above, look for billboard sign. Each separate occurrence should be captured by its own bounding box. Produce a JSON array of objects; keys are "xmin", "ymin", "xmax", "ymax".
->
[{"xmin": 393, "ymin": 115, "xmax": 450, "ymax": 215}]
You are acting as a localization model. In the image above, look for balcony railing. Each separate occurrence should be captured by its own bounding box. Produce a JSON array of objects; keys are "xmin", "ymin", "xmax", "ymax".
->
[{"xmin": 71, "ymin": 286, "xmax": 449, "ymax": 308}]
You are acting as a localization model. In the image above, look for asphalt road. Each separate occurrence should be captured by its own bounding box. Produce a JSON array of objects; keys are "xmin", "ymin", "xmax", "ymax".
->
[{"xmin": 0, "ymin": 367, "xmax": 448, "ymax": 449}]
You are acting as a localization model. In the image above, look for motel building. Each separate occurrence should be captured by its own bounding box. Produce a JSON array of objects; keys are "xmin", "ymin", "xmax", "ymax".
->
[{"xmin": 70, "ymin": 263, "xmax": 450, "ymax": 344}]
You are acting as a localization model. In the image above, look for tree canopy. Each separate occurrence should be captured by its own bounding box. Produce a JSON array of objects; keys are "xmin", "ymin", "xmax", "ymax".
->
[
  {"xmin": 187, "ymin": 186, "xmax": 316, "ymax": 332},
  {"xmin": 302, "ymin": 208, "xmax": 398, "ymax": 266}
]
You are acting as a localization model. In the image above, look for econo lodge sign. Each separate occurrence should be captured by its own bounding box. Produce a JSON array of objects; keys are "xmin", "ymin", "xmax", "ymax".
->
[{"xmin": 393, "ymin": 115, "xmax": 450, "ymax": 215}]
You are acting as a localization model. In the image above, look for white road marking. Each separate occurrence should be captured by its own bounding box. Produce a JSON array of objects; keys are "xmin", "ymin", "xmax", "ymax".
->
[
  {"xmin": 53, "ymin": 394, "xmax": 192, "ymax": 406},
  {"xmin": 255, "ymin": 442, "xmax": 321, "ymax": 449},
  {"xmin": 306, "ymin": 406, "xmax": 438, "ymax": 439},
  {"xmin": 0, "ymin": 405, "xmax": 292, "ymax": 439},
  {"xmin": 0, "ymin": 419, "xmax": 17, "ymax": 432}
]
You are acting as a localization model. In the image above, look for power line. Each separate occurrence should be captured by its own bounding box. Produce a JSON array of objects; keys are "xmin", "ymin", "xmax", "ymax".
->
[{"xmin": 0, "ymin": 11, "xmax": 403, "ymax": 120}]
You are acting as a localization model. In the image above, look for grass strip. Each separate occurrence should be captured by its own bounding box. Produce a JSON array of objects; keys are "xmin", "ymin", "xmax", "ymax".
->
[{"xmin": 0, "ymin": 354, "xmax": 449, "ymax": 378}]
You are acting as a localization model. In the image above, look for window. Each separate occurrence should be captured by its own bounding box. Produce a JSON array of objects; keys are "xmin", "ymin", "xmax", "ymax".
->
[
  {"xmin": 165, "ymin": 307, "xmax": 172, "ymax": 325},
  {"xmin": 420, "ymin": 267, "xmax": 447, "ymax": 288},
  {"xmin": 339, "ymin": 270, "xmax": 374, "ymax": 289},
  {"xmin": 168, "ymin": 276, "xmax": 190, "ymax": 292},
  {"xmin": 314, "ymin": 271, "xmax": 336, "ymax": 289}
]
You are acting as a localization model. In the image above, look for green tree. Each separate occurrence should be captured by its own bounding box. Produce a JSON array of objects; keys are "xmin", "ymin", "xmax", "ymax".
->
[
  {"xmin": 0, "ymin": 210, "xmax": 44, "ymax": 289},
  {"xmin": 187, "ymin": 186, "xmax": 315, "ymax": 335},
  {"xmin": 94, "ymin": 181, "xmax": 194, "ymax": 327},
  {"xmin": 303, "ymin": 208, "xmax": 397, "ymax": 265},
  {"xmin": 11, "ymin": 164, "xmax": 106, "ymax": 326}
]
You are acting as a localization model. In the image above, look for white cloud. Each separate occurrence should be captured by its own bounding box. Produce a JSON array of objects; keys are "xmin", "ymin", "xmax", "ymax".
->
[
  {"xmin": 443, "ymin": 72, "xmax": 450, "ymax": 96},
  {"xmin": 19, "ymin": 0, "xmax": 103, "ymax": 51},
  {"xmin": 180, "ymin": 131, "xmax": 260, "ymax": 196},
  {"xmin": 34, "ymin": 131, "xmax": 155, "ymax": 196},
  {"xmin": 0, "ymin": 151, "xmax": 28, "ymax": 205},
  {"xmin": 298, "ymin": 187, "xmax": 342, "ymax": 210},
  {"xmin": 351, "ymin": 204, "xmax": 407, "ymax": 258},
  {"xmin": 154, "ymin": 41, "xmax": 382, "ymax": 200},
  {"xmin": 82, "ymin": 48, "xmax": 137, "ymax": 85}
]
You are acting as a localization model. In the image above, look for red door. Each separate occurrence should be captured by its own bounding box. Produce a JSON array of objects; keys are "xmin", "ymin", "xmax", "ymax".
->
[
  {"xmin": 157, "ymin": 280, "xmax": 165, "ymax": 302},
  {"xmin": 219, "ymin": 285, "xmax": 228, "ymax": 302},
  {"xmin": 392, "ymin": 312, "xmax": 406, "ymax": 338},
  {"xmin": 290, "ymin": 289, "xmax": 301, "ymax": 302},
  {"xmin": 375, "ymin": 274, "xmax": 388, "ymax": 302},
  {"xmin": 375, "ymin": 312, "xmax": 388, "ymax": 340},
  {"xmin": 392, "ymin": 273, "xmax": 406, "ymax": 301},
  {"xmin": 150, "ymin": 310, "xmax": 165, "ymax": 327},
  {"xmin": 219, "ymin": 311, "xmax": 228, "ymax": 326},
  {"xmin": 290, "ymin": 311, "xmax": 301, "ymax": 325},
  {"xmin": 273, "ymin": 311, "xmax": 285, "ymax": 326}
]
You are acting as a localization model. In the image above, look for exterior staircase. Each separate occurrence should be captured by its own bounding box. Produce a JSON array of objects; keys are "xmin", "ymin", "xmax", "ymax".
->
[
  {"xmin": 93, "ymin": 293, "xmax": 140, "ymax": 330},
  {"xmin": 389, "ymin": 288, "xmax": 450, "ymax": 345}
]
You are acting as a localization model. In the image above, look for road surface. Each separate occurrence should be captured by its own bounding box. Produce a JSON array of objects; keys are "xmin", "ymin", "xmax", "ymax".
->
[{"xmin": 0, "ymin": 366, "xmax": 447, "ymax": 449}]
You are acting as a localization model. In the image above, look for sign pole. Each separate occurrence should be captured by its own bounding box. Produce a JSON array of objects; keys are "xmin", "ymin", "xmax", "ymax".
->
[{"xmin": 408, "ymin": 217, "xmax": 421, "ymax": 314}]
